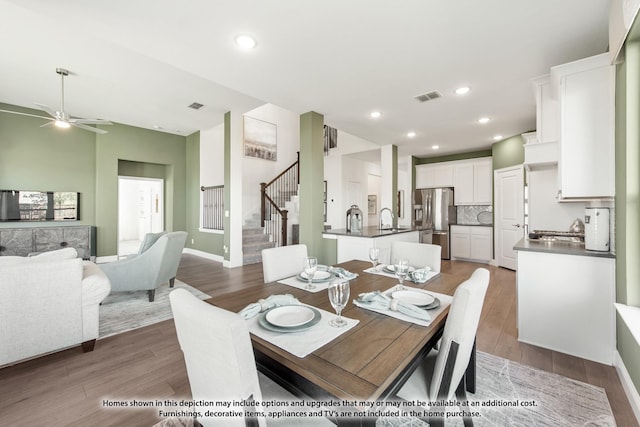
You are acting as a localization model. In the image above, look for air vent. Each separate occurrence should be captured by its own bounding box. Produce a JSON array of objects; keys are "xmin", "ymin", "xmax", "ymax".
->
[
  {"xmin": 414, "ymin": 91, "xmax": 442, "ymax": 103},
  {"xmin": 188, "ymin": 102, "xmax": 204, "ymax": 110}
]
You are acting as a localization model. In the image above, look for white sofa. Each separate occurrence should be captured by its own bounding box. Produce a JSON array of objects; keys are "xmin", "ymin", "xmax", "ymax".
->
[{"xmin": 0, "ymin": 248, "xmax": 111, "ymax": 367}]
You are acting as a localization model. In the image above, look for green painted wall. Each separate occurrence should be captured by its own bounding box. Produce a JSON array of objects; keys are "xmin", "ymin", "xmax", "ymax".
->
[
  {"xmin": 186, "ymin": 131, "xmax": 224, "ymax": 255},
  {"xmin": 0, "ymin": 103, "xmax": 96, "ymax": 227},
  {"xmin": 415, "ymin": 149, "xmax": 492, "ymax": 164},
  {"xmin": 616, "ymin": 22, "xmax": 640, "ymax": 397},
  {"xmin": 0, "ymin": 103, "xmax": 188, "ymax": 257},
  {"xmin": 491, "ymin": 135, "xmax": 525, "ymax": 170},
  {"xmin": 95, "ymin": 123, "xmax": 186, "ymax": 255},
  {"xmin": 299, "ymin": 111, "xmax": 327, "ymax": 262}
]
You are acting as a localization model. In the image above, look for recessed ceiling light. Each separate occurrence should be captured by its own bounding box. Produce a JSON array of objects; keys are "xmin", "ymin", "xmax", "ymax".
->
[
  {"xmin": 431, "ymin": 145, "xmax": 440, "ymax": 150},
  {"xmin": 493, "ymin": 135, "xmax": 503, "ymax": 141},
  {"xmin": 235, "ymin": 34, "xmax": 257, "ymax": 49},
  {"xmin": 455, "ymin": 86, "xmax": 471, "ymax": 95},
  {"xmin": 477, "ymin": 117, "xmax": 490, "ymax": 124},
  {"xmin": 407, "ymin": 131, "xmax": 416, "ymax": 138},
  {"xmin": 370, "ymin": 111, "xmax": 381, "ymax": 119}
]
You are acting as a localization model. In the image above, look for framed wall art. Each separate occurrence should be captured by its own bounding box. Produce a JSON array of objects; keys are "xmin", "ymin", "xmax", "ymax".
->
[{"xmin": 243, "ymin": 116, "xmax": 277, "ymax": 161}]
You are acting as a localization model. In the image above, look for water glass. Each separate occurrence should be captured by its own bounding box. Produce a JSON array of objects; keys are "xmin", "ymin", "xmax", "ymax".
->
[
  {"xmin": 394, "ymin": 259, "xmax": 409, "ymax": 286},
  {"xmin": 328, "ymin": 278, "xmax": 350, "ymax": 327},
  {"xmin": 368, "ymin": 247, "xmax": 380, "ymax": 270},
  {"xmin": 303, "ymin": 256, "xmax": 318, "ymax": 290}
]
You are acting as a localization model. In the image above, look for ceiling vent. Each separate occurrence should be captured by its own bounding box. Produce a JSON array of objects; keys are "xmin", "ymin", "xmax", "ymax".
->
[
  {"xmin": 414, "ymin": 91, "xmax": 442, "ymax": 103},
  {"xmin": 188, "ymin": 102, "xmax": 204, "ymax": 110}
]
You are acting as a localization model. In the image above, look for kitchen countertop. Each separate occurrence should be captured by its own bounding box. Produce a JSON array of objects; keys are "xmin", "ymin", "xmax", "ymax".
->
[
  {"xmin": 322, "ymin": 225, "xmax": 418, "ymax": 238},
  {"xmin": 513, "ymin": 237, "xmax": 615, "ymax": 259}
]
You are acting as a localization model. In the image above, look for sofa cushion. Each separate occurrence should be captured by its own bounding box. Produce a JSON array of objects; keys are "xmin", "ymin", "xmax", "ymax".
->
[
  {"xmin": 0, "ymin": 248, "xmax": 78, "ymax": 267},
  {"xmin": 30, "ymin": 247, "xmax": 78, "ymax": 260}
]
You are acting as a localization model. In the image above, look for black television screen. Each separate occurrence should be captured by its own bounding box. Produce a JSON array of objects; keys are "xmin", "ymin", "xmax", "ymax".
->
[{"xmin": 0, "ymin": 190, "xmax": 80, "ymax": 221}]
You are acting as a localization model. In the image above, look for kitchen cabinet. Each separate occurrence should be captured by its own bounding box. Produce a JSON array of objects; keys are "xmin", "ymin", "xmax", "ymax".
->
[
  {"xmin": 551, "ymin": 53, "xmax": 614, "ymax": 200},
  {"xmin": 516, "ymin": 249, "xmax": 615, "ymax": 364},
  {"xmin": 531, "ymin": 75, "xmax": 559, "ymax": 144},
  {"xmin": 452, "ymin": 158, "xmax": 492, "ymax": 205},
  {"xmin": 450, "ymin": 225, "xmax": 492, "ymax": 262},
  {"xmin": 417, "ymin": 157, "xmax": 492, "ymax": 205},
  {"xmin": 415, "ymin": 164, "xmax": 453, "ymax": 188}
]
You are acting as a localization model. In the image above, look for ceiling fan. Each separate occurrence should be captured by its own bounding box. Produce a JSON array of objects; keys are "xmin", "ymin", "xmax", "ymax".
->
[{"xmin": 0, "ymin": 68, "xmax": 112, "ymax": 134}]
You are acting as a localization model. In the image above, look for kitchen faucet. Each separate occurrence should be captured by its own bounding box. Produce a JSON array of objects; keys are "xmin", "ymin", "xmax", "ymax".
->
[{"xmin": 379, "ymin": 207, "xmax": 395, "ymax": 230}]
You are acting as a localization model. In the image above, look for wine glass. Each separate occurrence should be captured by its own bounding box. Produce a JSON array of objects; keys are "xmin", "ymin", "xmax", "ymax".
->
[
  {"xmin": 328, "ymin": 279, "xmax": 350, "ymax": 327},
  {"xmin": 368, "ymin": 247, "xmax": 380, "ymax": 270},
  {"xmin": 394, "ymin": 259, "xmax": 409, "ymax": 287},
  {"xmin": 303, "ymin": 256, "xmax": 318, "ymax": 290}
]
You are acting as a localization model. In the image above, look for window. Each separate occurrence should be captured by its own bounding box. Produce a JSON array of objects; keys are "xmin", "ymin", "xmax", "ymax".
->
[{"xmin": 201, "ymin": 185, "xmax": 224, "ymax": 230}]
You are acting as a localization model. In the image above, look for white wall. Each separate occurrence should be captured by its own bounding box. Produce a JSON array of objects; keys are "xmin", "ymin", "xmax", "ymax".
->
[
  {"xmin": 324, "ymin": 130, "xmax": 380, "ymax": 230},
  {"xmin": 527, "ymin": 168, "xmax": 585, "ymax": 231},
  {"xmin": 242, "ymin": 104, "xmax": 300, "ymax": 223},
  {"xmin": 200, "ymin": 124, "xmax": 225, "ymax": 186}
]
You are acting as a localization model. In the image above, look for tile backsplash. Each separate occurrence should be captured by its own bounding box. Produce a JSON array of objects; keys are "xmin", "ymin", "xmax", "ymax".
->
[{"xmin": 456, "ymin": 205, "xmax": 492, "ymax": 225}]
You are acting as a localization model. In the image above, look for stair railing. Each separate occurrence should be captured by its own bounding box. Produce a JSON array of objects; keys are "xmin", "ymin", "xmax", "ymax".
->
[{"xmin": 260, "ymin": 152, "xmax": 299, "ymax": 247}]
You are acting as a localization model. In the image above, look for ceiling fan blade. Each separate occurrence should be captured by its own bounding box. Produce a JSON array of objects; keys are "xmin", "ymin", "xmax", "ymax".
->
[
  {"xmin": 72, "ymin": 122, "xmax": 109, "ymax": 134},
  {"xmin": 71, "ymin": 118, "xmax": 113, "ymax": 125},
  {"xmin": 33, "ymin": 103, "xmax": 58, "ymax": 119},
  {"xmin": 0, "ymin": 109, "xmax": 53, "ymax": 121},
  {"xmin": 40, "ymin": 121, "xmax": 54, "ymax": 128}
]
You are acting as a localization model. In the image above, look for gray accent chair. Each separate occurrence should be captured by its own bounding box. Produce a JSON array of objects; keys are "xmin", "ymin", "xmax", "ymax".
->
[{"xmin": 100, "ymin": 231, "xmax": 187, "ymax": 302}]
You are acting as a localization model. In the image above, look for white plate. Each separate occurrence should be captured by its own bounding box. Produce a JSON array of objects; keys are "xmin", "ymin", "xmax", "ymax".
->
[
  {"xmin": 265, "ymin": 306, "xmax": 316, "ymax": 328},
  {"xmin": 392, "ymin": 290, "xmax": 435, "ymax": 307},
  {"xmin": 384, "ymin": 265, "xmax": 414, "ymax": 273},
  {"xmin": 300, "ymin": 270, "xmax": 332, "ymax": 280}
]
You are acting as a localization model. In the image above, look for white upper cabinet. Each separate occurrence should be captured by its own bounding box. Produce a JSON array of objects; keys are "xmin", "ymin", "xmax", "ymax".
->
[
  {"xmin": 417, "ymin": 157, "xmax": 492, "ymax": 205},
  {"xmin": 532, "ymin": 75, "xmax": 559, "ymax": 144},
  {"xmin": 453, "ymin": 158, "xmax": 492, "ymax": 205},
  {"xmin": 415, "ymin": 163, "xmax": 453, "ymax": 188},
  {"xmin": 551, "ymin": 53, "xmax": 615, "ymax": 200}
]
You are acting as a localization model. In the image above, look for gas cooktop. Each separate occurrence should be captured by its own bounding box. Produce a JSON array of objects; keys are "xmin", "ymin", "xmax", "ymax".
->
[{"xmin": 528, "ymin": 230, "xmax": 585, "ymax": 240}]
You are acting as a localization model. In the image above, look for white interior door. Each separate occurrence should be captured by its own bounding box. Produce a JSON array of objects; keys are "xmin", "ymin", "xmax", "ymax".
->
[
  {"xmin": 494, "ymin": 166, "xmax": 524, "ymax": 270},
  {"xmin": 118, "ymin": 177, "xmax": 164, "ymax": 256}
]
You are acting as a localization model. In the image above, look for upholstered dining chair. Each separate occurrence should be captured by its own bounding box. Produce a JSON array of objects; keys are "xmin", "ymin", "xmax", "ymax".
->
[
  {"xmin": 261, "ymin": 243, "xmax": 308, "ymax": 283},
  {"xmin": 390, "ymin": 241, "xmax": 442, "ymax": 272},
  {"xmin": 395, "ymin": 267, "xmax": 490, "ymax": 427},
  {"xmin": 99, "ymin": 231, "xmax": 187, "ymax": 301},
  {"xmin": 169, "ymin": 289, "xmax": 333, "ymax": 427}
]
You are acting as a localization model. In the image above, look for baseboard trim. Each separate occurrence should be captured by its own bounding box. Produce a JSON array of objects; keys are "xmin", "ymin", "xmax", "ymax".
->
[
  {"xmin": 95, "ymin": 255, "xmax": 118, "ymax": 263},
  {"xmin": 615, "ymin": 350, "xmax": 640, "ymax": 424},
  {"xmin": 183, "ymin": 248, "xmax": 224, "ymax": 263}
]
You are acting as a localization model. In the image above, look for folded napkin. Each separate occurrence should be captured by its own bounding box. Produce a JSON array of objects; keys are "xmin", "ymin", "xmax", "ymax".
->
[
  {"xmin": 238, "ymin": 294, "xmax": 300, "ymax": 319},
  {"xmin": 329, "ymin": 267, "xmax": 358, "ymax": 280},
  {"xmin": 407, "ymin": 267, "xmax": 432, "ymax": 284},
  {"xmin": 355, "ymin": 291, "xmax": 431, "ymax": 321}
]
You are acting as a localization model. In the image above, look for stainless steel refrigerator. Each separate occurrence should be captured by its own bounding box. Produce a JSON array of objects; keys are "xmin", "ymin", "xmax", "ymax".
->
[{"xmin": 412, "ymin": 187, "xmax": 456, "ymax": 259}]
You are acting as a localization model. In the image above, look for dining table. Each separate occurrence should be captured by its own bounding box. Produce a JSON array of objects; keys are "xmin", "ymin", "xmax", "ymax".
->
[{"xmin": 208, "ymin": 259, "xmax": 475, "ymax": 427}]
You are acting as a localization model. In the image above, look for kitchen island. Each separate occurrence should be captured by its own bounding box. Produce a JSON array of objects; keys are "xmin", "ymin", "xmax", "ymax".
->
[
  {"xmin": 514, "ymin": 237, "xmax": 615, "ymax": 365},
  {"xmin": 323, "ymin": 226, "xmax": 419, "ymax": 264}
]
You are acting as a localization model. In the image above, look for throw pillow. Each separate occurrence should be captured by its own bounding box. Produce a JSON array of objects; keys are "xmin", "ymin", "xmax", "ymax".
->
[{"xmin": 138, "ymin": 231, "xmax": 167, "ymax": 254}]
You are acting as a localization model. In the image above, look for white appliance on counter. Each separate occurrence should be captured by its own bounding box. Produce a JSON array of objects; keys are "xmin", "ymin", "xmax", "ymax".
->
[{"xmin": 584, "ymin": 207, "xmax": 610, "ymax": 251}]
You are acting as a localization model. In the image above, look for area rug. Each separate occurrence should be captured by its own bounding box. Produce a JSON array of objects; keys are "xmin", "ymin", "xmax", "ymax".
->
[
  {"xmin": 99, "ymin": 280, "xmax": 210, "ymax": 339},
  {"xmin": 377, "ymin": 351, "xmax": 616, "ymax": 427}
]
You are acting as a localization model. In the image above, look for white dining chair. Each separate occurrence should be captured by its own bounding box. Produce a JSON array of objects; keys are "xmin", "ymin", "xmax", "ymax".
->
[
  {"xmin": 395, "ymin": 267, "xmax": 490, "ymax": 427},
  {"xmin": 170, "ymin": 289, "xmax": 334, "ymax": 427},
  {"xmin": 261, "ymin": 243, "xmax": 308, "ymax": 282},
  {"xmin": 390, "ymin": 241, "xmax": 442, "ymax": 272}
]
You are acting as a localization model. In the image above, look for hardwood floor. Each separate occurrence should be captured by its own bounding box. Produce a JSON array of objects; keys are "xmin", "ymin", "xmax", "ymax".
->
[{"xmin": 0, "ymin": 254, "xmax": 636, "ymax": 426}]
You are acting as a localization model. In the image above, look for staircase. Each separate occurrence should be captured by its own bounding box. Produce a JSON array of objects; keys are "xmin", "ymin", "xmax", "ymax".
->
[{"xmin": 242, "ymin": 214, "xmax": 275, "ymax": 265}]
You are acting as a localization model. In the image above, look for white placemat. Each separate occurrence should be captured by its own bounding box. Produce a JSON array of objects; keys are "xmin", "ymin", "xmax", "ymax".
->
[
  {"xmin": 363, "ymin": 266, "xmax": 440, "ymax": 284},
  {"xmin": 246, "ymin": 305, "xmax": 359, "ymax": 358},
  {"xmin": 353, "ymin": 285, "xmax": 452, "ymax": 327},
  {"xmin": 277, "ymin": 275, "xmax": 331, "ymax": 293}
]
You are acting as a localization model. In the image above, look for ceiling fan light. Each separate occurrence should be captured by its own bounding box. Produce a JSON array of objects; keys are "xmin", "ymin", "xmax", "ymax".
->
[{"xmin": 55, "ymin": 120, "xmax": 70, "ymax": 129}]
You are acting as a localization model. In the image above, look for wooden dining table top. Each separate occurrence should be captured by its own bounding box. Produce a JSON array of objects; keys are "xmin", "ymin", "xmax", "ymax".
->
[{"xmin": 208, "ymin": 260, "xmax": 465, "ymax": 402}]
